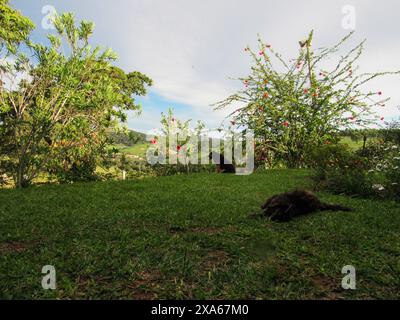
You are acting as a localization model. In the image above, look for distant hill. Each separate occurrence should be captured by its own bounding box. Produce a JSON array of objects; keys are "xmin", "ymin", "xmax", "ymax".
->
[{"xmin": 109, "ymin": 130, "xmax": 147, "ymax": 146}]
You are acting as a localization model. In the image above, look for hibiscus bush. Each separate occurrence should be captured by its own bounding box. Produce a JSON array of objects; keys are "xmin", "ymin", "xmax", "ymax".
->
[
  {"xmin": 215, "ymin": 31, "xmax": 399, "ymax": 168},
  {"xmin": 147, "ymin": 108, "xmax": 214, "ymax": 175}
]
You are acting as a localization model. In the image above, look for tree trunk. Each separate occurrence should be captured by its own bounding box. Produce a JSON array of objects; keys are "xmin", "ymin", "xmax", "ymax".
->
[
  {"xmin": 363, "ymin": 135, "xmax": 367, "ymax": 152},
  {"xmin": 15, "ymin": 154, "xmax": 29, "ymax": 188},
  {"xmin": 16, "ymin": 160, "xmax": 25, "ymax": 188}
]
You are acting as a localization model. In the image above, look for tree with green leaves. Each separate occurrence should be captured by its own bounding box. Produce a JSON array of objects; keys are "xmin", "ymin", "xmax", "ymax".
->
[
  {"xmin": 0, "ymin": 0, "xmax": 34, "ymax": 55},
  {"xmin": 215, "ymin": 31, "xmax": 399, "ymax": 168},
  {"xmin": 0, "ymin": 12, "xmax": 151, "ymax": 187}
]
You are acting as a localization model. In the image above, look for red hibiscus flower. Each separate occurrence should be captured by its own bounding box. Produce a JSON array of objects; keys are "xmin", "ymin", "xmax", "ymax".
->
[
  {"xmin": 283, "ymin": 121, "xmax": 289, "ymax": 127},
  {"xmin": 151, "ymin": 139, "xmax": 157, "ymax": 145}
]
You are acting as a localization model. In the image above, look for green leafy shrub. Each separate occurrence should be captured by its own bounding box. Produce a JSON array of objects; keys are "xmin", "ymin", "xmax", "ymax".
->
[
  {"xmin": 309, "ymin": 144, "xmax": 374, "ymax": 196},
  {"xmin": 214, "ymin": 31, "xmax": 399, "ymax": 168},
  {"xmin": 49, "ymin": 156, "xmax": 100, "ymax": 184},
  {"xmin": 380, "ymin": 120, "xmax": 400, "ymax": 145},
  {"xmin": 0, "ymin": 173, "xmax": 8, "ymax": 186},
  {"xmin": 310, "ymin": 141, "xmax": 400, "ymax": 200}
]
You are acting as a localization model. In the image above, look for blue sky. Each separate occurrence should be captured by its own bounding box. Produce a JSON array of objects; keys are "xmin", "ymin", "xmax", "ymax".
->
[{"xmin": 10, "ymin": 0, "xmax": 400, "ymax": 133}]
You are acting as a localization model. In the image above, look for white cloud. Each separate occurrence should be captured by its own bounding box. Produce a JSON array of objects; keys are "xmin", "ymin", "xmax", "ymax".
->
[{"xmin": 0, "ymin": 57, "xmax": 32, "ymax": 91}]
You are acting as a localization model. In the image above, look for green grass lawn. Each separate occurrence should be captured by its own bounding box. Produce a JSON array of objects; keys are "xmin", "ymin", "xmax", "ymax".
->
[{"xmin": 0, "ymin": 170, "xmax": 399, "ymax": 299}]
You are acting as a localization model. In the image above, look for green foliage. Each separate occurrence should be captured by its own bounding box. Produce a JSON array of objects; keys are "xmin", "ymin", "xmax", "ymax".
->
[
  {"xmin": 150, "ymin": 108, "xmax": 206, "ymax": 174},
  {"xmin": 339, "ymin": 128, "xmax": 380, "ymax": 141},
  {"xmin": 215, "ymin": 31, "xmax": 399, "ymax": 168},
  {"xmin": 380, "ymin": 119, "xmax": 400, "ymax": 145},
  {"xmin": 0, "ymin": 12, "xmax": 152, "ymax": 187},
  {"xmin": 109, "ymin": 129, "xmax": 147, "ymax": 146},
  {"xmin": 0, "ymin": 0, "xmax": 34, "ymax": 55},
  {"xmin": 119, "ymin": 158, "xmax": 155, "ymax": 179},
  {"xmin": 310, "ymin": 140, "xmax": 400, "ymax": 200},
  {"xmin": 309, "ymin": 144, "xmax": 373, "ymax": 196},
  {"xmin": 52, "ymin": 155, "xmax": 99, "ymax": 184},
  {"xmin": 356, "ymin": 139, "xmax": 384, "ymax": 159}
]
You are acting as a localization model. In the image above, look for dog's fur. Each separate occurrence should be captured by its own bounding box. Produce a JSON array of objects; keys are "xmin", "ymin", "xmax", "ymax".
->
[
  {"xmin": 252, "ymin": 189, "xmax": 353, "ymax": 222},
  {"xmin": 209, "ymin": 152, "xmax": 236, "ymax": 173}
]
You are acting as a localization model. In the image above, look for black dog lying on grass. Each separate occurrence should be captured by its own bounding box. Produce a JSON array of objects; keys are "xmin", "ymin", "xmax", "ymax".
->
[
  {"xmin": 209, "ymin": 152, "xmax": 236, "ymax": 173},
  {"xmin": 251, "ymin": 189, "xmax": 353, "ymax": 222}
]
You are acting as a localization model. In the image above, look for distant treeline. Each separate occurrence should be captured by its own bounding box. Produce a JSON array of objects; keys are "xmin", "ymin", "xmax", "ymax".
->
[
  {"xmin": 340, "ymin": 123, "xmax": 400, "ymax": 145},
  {"xmin": 339, "ymin": 129, "xmax": 381, "ymax": 140}
]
